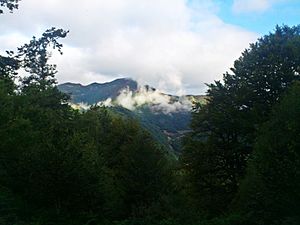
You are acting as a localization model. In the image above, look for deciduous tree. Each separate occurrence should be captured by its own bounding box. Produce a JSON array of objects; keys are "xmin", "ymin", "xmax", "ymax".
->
[{"xmin": 182, "ymin": 25, "xmax": 300, "ymax": 215}]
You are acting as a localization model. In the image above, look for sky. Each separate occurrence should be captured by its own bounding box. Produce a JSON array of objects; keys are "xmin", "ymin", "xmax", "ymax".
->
[{"xmin": 0, "ymin": 0, "xmax": 299, "ymax": 95}]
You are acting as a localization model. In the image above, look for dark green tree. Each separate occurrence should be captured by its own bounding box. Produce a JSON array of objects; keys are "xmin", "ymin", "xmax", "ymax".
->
[
  {"xmin": 17, "ymin": 27, "xmax": 69, "ymax": 92},
  {"xmin": 0, "ymin": 54, "xmax": 19, "ymax": 93},
  {"xmin": 109, "ymin": 118, "xmax": 170, "ymax": 218},
  {"xmin": 0, "ymin": 54, "xmax": 19, "ymax": 137},
  {"xmin": 0, "ymin": 0, "xmax": 20, "ymax": 14},
  {"xmin": 0, "ymin": 22, "xmax": 176, "ymax": 224},
  {"xmin": 236, "ymin": 82, "xmax": 300, "ymax": 225},
  {"xmin": 181, "ymin": 25, "xmax": 300, "ymax": 215},
  {"xmin": 77, "ymin": 108, "xmax": 173, "ymax": 219}
]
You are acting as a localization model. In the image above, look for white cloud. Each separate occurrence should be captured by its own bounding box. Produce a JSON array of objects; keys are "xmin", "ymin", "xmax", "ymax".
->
[
  {"xmin": 232, "ymin": 0, "xmax": 280, "ymax": 13},
  {"xmin": 99, "ymin": 86, "xmax": 193, "ymax": 114},
  {"xmin": 0, "ymin": 0, "xmax": 258, "ymax": 94}
]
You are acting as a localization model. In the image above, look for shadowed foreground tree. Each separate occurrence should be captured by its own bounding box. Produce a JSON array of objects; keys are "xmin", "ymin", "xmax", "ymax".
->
[
  {"xmin": 0, "ymin": 0, "xmax": 20, "ymax": 14},
  {"xmin": 181, "ymin": 25, "xmax": 300, "ymax": 216},
  {"xmin": 236, "ymin": 82, "xmax": 300, "ymax": 225},
  {"xmin": 0, "ymin": 28, "xmax": 174, "ymax": 225},
  {"xmin": 1, "ymin": 5, "xmax": 299, "ymax": 224},
  {"xmin": 17, "ymin": 27, "xmax": 69, "ymax": 92}
]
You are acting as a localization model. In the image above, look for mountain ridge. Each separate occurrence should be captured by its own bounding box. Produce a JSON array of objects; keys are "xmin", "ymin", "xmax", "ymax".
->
[
  {"xmin": 58, "ymin": 78, "xmax": 206, "ymax": 152},
  {"xmin": 58, "ymin": 78, "xmax": 139, "ymax": 105},
  {"xmin": 58, "ymin": 78, "xmax": 205, "ymax": 104}
]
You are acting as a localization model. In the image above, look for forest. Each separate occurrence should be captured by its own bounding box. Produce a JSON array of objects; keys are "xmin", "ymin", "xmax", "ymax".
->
[{"xmin": 0, "ymin": 1, "xmax": 299, "ymax": 225}]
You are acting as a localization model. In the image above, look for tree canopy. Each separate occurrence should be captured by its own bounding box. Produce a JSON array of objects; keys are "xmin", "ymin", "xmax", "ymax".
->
[
  {"xmin": 0, "ymin": 0, "xmax": 20, "ymax": 14},
  {"xmin": 1, "ymin": 3, "xmax": 300, "ymax": 224},
  {"xmin": 181, "ymin": 25, "xmax": 300, "ymax": 216},
  {"xmin": 0, "ymin": 29, "xmax": 175, "ymax": 224},
  {"xmin": 236, "ymin": 82, "xmax": 300, "ymax": 225}
]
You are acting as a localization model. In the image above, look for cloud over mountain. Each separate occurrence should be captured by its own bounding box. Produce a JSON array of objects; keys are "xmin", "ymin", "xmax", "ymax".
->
[
  {"xmin": 0, "ymin": 0, "xmax": 258, "ymax": 94},
  {"xmin": 101, "ymin": 86, "xmax": 193, "ymax": 114}
]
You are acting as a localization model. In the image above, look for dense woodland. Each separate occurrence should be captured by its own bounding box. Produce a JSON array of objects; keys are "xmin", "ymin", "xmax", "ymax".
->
[{"xmin": 0, "ymin": 2, "xmax": 299, "ymax": 225}]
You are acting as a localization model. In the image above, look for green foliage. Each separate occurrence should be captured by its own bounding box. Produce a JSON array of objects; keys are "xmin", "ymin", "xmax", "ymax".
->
[
  {"xmin": 0, "ymin": 102, "xmax": 174, "ymax": 222},
  {"xmin": 58, "ymin": 78, "xmax": 138, "ymax": 104},
  {"xmin": 2, "ymin": 9, "xmax": 300, "ymax": 225},
  {"xmin": 236, "ymin": 82, "xmax": 300, "ymax": 225},
  {"xmin": 0, "ymin": 28, "xmax": 176, "ymax": 225},
  {"xmin": 17, "ymin": 27, "xmax": 69, "ymax": 92},
  {"xmin": 111, "ymin": 105, "xmax": 191, "ymax": 153},
  {"xmin": 181, "ymin": 25, "xmax": 300, "ymax": 215},
  {"xmin": 0, "ymin": 54, "xmax": 19, "ymax": 93},
  {"xmin": 58, "ymin": 81, "xmax": 193, "ymax": 153},
  {"xmin": 0, "ymin": 0, "xmax": 20, "ymax": 14}
]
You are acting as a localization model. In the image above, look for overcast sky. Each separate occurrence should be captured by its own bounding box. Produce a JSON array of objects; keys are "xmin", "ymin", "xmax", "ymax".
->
[{"xmin": 0, "ymin": 0, "xmax": 299, "ymax": 94}]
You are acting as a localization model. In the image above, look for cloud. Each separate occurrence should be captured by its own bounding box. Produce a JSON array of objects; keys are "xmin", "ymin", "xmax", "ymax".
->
[
  {"xmin": 232, "ymin": 0, "xmax": 279, "ymax": 13},
  {"xmin": 69, "ymin": 102, "xmax": 91, "ymax": 111},
  {"xmin": 0, "ymin": 0, "xmax": 258, "ymax": 94},
  {"xmin": 99, "ymin": 86, "xmax": 193, "ymax": 114}
]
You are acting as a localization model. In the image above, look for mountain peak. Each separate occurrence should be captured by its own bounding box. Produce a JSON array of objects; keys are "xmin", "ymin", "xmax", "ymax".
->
[{"xmin": 58, "ymin": 78, "xmax": 138, "ymax": 104}]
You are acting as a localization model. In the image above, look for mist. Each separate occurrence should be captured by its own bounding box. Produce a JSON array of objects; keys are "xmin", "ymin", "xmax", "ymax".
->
[{"xmin": 99, "ymin": 86, "xmax": 193, "ymax": 114}]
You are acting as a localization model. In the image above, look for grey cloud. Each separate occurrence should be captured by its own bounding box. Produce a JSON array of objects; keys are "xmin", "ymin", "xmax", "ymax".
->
[
  {"xmin": 0, "ymin": 0, "xmax": 258, "ymax": 94},
  {"xmin": 99, "ymin": 86, "xmax": 193, "ymax": 114}
]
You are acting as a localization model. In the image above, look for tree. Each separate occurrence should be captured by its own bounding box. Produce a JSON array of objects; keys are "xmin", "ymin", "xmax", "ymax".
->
[
  {"xmin": 78, "ymin": 108, "xmax": 173, "ymax": 219},
  {"xmin": 0, "ymin": 54, "xmax": 19, "ymax": 93},
  {"xmin": 181, "ymin": 25, "xmax": 300, "ymax": 215},
  {"xmin": 0, "ymin": 55, "xmax": 19, "ymax": 138},
  {"xmin": 0, "ymin": 0, "xmax": 20, "ymax": 14},
  {"xmin": 0, "ymin": 20, "xmax": 175, "ymax": 223},
  {"xmin": 16, "ymin": 27, "xmax": 69, "ymax": 92},
  {"xmin": 237, "ymin": 82, "xmax": 300, "ymax": 225},
  {"xmin": 0, "ymin": 28, "xmax": 81, "ymax": 220},
  {"xmin": 109, "ymin": 119, "xmax": 170, "ymax": 218}
]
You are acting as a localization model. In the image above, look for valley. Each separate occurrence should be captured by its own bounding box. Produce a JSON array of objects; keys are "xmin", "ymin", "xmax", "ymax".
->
[{"xmin": 58, "ymin": 78, "xmax": 206, "ymax": 152}]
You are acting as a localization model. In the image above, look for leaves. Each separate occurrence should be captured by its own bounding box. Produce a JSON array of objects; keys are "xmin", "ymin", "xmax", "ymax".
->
[
  {"xmin": 181, "ymin": 25, "xmax": 300, "ymax": 216},
  {"xmin": 0, "ymin": 0, "xmax": 20, "ymax": 14},
  {"xmin": 16, "ymin": 28, "xmax": 69, "ymax": 91},
  {"xmin": 237, "ymin": 82, "xmax": 300, "ymax": 224}
]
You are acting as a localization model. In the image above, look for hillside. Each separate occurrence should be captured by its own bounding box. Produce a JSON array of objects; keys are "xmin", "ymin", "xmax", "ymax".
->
[
  {"xmin": 58, "ymin": 78, "xmax": 138, "ymax": 104},
  {"xmin": 58, "ymin": 78, "xmax": 206, "ymax": 152}
]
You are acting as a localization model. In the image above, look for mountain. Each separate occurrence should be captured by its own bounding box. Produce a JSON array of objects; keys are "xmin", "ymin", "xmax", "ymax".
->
[
  {"xmin": 58, "ymin": 78, "xmax": 138, "ymax": 105},
  {"xmin": 58, "ymin": 78, "xmax": 206, "ymax": 153}
]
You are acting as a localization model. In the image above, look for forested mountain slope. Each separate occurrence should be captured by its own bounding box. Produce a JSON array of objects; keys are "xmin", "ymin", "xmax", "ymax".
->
[{"xmin": 58, "ymin": 79, "xmax": 206, "ymax": 152}]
